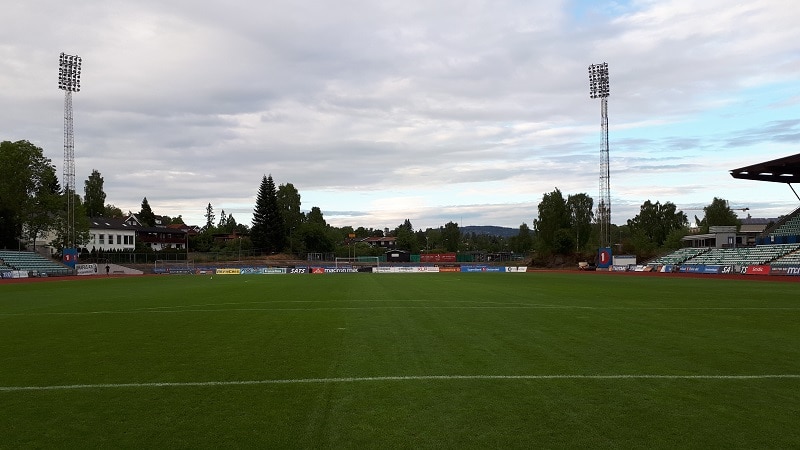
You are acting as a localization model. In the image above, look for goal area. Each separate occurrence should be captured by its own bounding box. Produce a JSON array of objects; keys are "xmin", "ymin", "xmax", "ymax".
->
[{"xmin": 334, "ymin": 256, "xmax": 380, "ymax": 268}]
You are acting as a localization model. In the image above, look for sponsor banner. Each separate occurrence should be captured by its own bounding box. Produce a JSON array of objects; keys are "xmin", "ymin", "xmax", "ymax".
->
[
  {"xmin": 680, "ymin": 265, "xmax": 724, "ymax": 274},
  {"xmin": 288, "ymin": 267, "xmax": 308, "ymax": 274},
  {"xmin": 62, "ymin": 248, "xmax": 78, "ymax": 268},
  {"xmin": 505, "ymin": 267, "xmax": 528, "ymax": 273},
  {"xmin": 613, "ymin": 255, "xmax": 637, "ymax": 267},
  {"xmin": 744, "ymin": 265, "xmax": 770, "ymax": 275},
  {"xmin": 719, "ymin": 266, "xmax": 736, "ymax": 275},
  {"xmin": 438, "ymin": 267, "xmax": 461, "ymax": 273},
  {"xmin": 196, "ymin": 269, "xmax": 214, "ymax": 275},
  {"xmin": 598, "ymin": 247, "xmax": 612, "ymax": 269},
  {"xmin": 10, "ymin": 270, "xmax": 29, "ymax": 279},
  {"xmin": 770, "ymin": 266, "xmax": 800, "ymax": 276},
  {"xmin": 460, "ymin": 265, "xmax": 505, "ymax": 272},
  {"xmin": 682, "ymin": 265, "xmax": 722, "ymax": 274},
  {"xmin": 310, "ymin": 267, "xmax": 358, "ymax": 274},
  {"xmin": 76, "ymin": 264, "xmax": 98, "ymax": 276},
  {"xmin": 215, "ymin": 268, "xmax": 241, "ymax": 275},
  {"xmin": 239, "ymin": 267, "xmax": 287, "ymax": 275},
  {"xmin": 373, "ymin": 266, "xmax": 442, "ymax": 273},
  {"xmin": 154, "ymin": 267, "xmax": 194, "ymax": 275},
  {"xmin": 1, "ymin": 270, "xmax": 12, "ymax": 279},
  {"xmin": 324, "ymin": 267, "xmax": 358, "ymax": 273},
  {"xmin": 420, "ymin": 253, "xmax": 457, "ymax": 263},
  {"xmin": 611, "ymin": 265, "xmax": 628, "ymax": 272}
]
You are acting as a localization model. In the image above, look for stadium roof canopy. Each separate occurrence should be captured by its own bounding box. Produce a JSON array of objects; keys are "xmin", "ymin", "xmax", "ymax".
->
[{"xmin": 729, "ymin": 153, "xmax": 800, "ymax": 184}]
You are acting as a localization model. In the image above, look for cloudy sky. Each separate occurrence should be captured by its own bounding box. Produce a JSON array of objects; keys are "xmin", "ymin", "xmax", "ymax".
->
[{"xmin": 2, "ymin": 0, "xmax": 799, "ymax": 230}]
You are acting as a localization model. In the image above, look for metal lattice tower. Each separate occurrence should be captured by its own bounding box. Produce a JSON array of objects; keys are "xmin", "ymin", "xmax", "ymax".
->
[
  {"xmin": 59, "ymin": 52, "xmax": 81, "ymax": 248},
  {"xmin": 589, "ymin": 62, "xmax": 611, "ymax": 249}
]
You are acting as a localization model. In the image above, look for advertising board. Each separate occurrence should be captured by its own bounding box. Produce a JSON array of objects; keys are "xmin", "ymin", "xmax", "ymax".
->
[
  {"xmin": 770, "ymin": 266, "xmax": 800, "ymax": 276},
  {"xmin": 420, "ymin": 253, "xmax": 457, "ymax": 263},
  {"xmin": 744, "ymin": 265, "xmax": 770, "ymax": 275},
  {"xmin": 76, "ymin": 264, "xmax": 98, "ymax": 276},
  {"xmin": 460, "ymin": 266, "xmax": 505, "ymax": 272}
]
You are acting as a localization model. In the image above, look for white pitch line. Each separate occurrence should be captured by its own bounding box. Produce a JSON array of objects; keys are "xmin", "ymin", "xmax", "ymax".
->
[
  {"xmin": 3, "ymin": 305, "xmax": 800, "ymax": 317},
  {"xmin": 2, "ymin": 374, "xmax": 799, "ymax": 392}
]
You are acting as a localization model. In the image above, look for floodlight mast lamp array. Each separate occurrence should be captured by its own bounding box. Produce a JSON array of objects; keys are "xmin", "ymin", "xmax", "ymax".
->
[
  {"xmin": 589, "ymin": 62, "xmax": 611, "ymax": 250},
  {"xmin": 59, "ymin": 52, "xmax": 81, "ymax": 249}
]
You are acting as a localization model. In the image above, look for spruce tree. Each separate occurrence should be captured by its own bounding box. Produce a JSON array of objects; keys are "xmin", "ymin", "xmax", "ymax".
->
[
  {"xmin": 139, "ymin": 197, "xmax": 156, "ymax": 227},
  {"xmin": 252, "ymin": 174, "xmax": 285, "ymax": 253},
  {"xmin": 204, "ymin": 203, "xmax": 215, "ymax": 231}
]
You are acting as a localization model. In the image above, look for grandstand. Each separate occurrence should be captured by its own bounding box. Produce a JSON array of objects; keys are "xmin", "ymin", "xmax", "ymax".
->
[
  {"xmin": 0, "ymin": 250, "xmax": 72, "ymax": 276},
  {"xmin": 644, "ymin": 153, "xmax": 800, "ymax": 270}
]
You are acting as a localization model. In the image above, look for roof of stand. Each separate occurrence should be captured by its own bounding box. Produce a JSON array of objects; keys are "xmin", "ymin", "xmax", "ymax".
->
[{"xmin": 730, "ymin": 153, "xmax": 800, "ymax": 183}]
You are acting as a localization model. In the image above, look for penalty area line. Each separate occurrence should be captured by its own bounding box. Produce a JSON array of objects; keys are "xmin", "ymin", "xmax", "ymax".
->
[{"xmin": 2, "ymin": 374, "xmax": 799, "ymax": 392}]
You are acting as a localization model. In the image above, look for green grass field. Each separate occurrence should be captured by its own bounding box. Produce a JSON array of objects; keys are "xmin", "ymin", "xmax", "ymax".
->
[{"xmin": 1, "ymin": 273, "xmax": 799, "ymax": 448}]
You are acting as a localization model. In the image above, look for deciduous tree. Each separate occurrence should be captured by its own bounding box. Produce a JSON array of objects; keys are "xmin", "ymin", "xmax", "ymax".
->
[
  {"xmin": 277, "ymin": 183, "xmax": 303, "ymax": 252},
  {"xmin": 441, "ymin": 221, "xmax": 461, "ymax": 252},
  {"xmin": 697, "ymin": 197, "xmax": 741, "ymax": 233},
  {"xmin": 0, "ymin": 140, "xmax": 60, "ymax": 248},
  {"xmin": 627, "ymin": 200, "xmax": 687, "ymax": 248},
  {"xmin": 567, "ymin": 193, "xmax": 594, "ymax": 251},
  {"xmin": 104, "ymin": 204, "xmax": 124, "ymax": 218},
  {"xmin": 534, "ymin": 188, "xmax": 571, "ymax": 254}
]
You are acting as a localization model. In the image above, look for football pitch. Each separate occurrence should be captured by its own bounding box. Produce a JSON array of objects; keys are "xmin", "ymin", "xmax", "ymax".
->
[{"xmin": 1, "ymin": 273, "xmax": 799, "ymax": 448}]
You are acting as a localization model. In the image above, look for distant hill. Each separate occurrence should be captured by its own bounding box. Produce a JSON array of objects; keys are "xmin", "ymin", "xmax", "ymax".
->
[{"xmin": 460, "ymin": 225, "xmax": 519, "ymax": 238}]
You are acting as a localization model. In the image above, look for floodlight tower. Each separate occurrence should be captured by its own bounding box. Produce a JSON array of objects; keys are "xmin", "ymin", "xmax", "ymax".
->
[
  {"xmin": 589, "ymin": 62, "xmax": 611, "ymax": 249},
  {"xmin": 58, "ymin": 52, "xmax": 82, "ymax": 248}
]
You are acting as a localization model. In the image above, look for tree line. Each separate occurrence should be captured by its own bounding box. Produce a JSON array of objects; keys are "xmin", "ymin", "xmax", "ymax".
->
[{"xmin": 1, "ymin": 139, "xmax": 744, "ymax": 260}]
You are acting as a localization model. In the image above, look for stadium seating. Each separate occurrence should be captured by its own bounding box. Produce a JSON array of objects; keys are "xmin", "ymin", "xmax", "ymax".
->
[
  {"xmin": 0, "ymin": 250, "xmax": 72, "ymax": 276},
  {"xmin": 770, "ymin": 214, "xmax": 800, "ymax": 236},
  {"xmin": 647, "ymin": 247, "xmax": 710, "ymax": 266},
  {"xmin": 681, "ymin": 244, "xmax": 800, "ymax": 266},
  {"xmin": 772, "ymin": 249, "xmax": 800, "ymax": 266}
]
